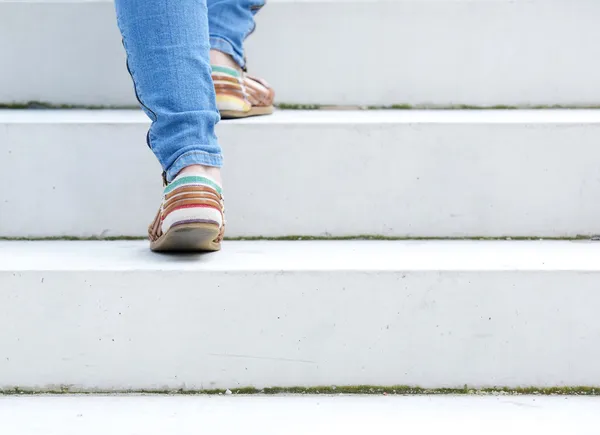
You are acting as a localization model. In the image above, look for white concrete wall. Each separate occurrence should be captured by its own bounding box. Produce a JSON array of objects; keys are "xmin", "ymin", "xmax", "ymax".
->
[{"xmin": 1, "ymin": 0, "xmax": 599, "ymax": 106}]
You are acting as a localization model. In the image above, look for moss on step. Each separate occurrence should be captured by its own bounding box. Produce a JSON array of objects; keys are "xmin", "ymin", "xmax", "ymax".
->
[
  {"xmin": 371, "ymin": 104, "xmax": 600, "ymax": 110},
  {"xmin": 276, "ymin": 103, "xmax": 322, "ymax": 110},
  {"xmin": 2, "ymin": 385, "xmax": 600, "ymax": 396},
  {"xmin": 226, "ymin": 235, "xmax": 595, "ymax": 241},
  {"xmin": 0, "ymin": 236, "xmax": 146, "ymax": 241},
  {"xmin": 367, "ymin": 104, "xmax": 413, "ymax": 110},
  {"xmin": 0, "ymin": 101, "xmax": 139, "ymax": 110},
  {"xmin": 278, "ymin": 103, "xmax": 600, "ymax": 110},
  {"xmin": 0, "ymin": 235, "xmax": 597, "ymax": 242},
  {"xmin": 3, "ymin": 101, "xmax": 600, "ymax": 111}
]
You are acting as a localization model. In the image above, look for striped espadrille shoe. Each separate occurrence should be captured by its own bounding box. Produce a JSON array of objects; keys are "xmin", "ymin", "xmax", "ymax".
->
[
  {"xmin": 148, "ymin": 173, "xmax": 225, "ymax": 252},
  {"xmin": 211, "ymin": 65, "xmax": 275, "ymax": 119}
]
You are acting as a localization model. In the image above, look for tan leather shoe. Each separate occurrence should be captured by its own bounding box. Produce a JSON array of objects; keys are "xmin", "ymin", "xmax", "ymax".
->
[
  {"xmin": 148, "ymin": 173, "xmax": 225, "ymax": 252},
  {"xmin": 211, "ymin": 65, "xmax": 275, "ymax": 119}
]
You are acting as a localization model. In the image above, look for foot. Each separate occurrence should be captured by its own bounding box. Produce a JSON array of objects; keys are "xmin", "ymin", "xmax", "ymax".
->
[
  {"xmin": 178, "ymin": 164, "xmax": 222, "ymax": 185},
  {"xmin": 210, "ymin": 50, "xmax": 275, "ymax": 119},
  {"xmin": 148, "ymin": 166, "xmax": 225, "ymax": 252},
  {"xmin": 210, "ymin": 49, "xmax": 242, "ymax": 75}
]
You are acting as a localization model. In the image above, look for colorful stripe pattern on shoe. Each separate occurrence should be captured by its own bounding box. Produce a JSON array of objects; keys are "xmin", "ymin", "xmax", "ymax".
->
[
  {"xmin": 148, "ymin": 174, "xmax": 225, "ymax": 252},
  {"xmin": 212, "ymin": 65, "xmax": 252, "ymax": 113},
  {"xmin": 211, "ymin": 65, "xmax": 275, "ymax": 118}
]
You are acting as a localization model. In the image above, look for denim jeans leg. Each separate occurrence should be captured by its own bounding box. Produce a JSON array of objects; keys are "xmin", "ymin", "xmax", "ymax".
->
[
  {"xmin": 207, "ymin": 0, "xmax": 266, "ymax": 69},
  {"xmin": 114, "ymin": 0, "xmax": 223, "ymax": 182}
]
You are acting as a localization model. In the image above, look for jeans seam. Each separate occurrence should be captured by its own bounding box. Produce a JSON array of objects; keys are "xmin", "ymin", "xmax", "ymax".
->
[
  {"xmin": 125, "ymin": 55, "xmax": 157, "ymax": 123},
  {"xmin": 118, "ymin": 23, "xmax": 158, "ymax": 151}
]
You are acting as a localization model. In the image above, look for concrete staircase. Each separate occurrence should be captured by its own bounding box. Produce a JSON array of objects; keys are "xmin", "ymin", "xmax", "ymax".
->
[{"xmin": 2, "ymin": 0, "xmax": 600, "ymax": 432}]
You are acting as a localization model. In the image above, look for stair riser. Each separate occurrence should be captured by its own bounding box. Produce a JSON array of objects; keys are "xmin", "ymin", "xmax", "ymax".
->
[
  {"xmin": 2, "ymin": 0, "xmax": 600, "ymax": 106},
  {"xmin": 2, "ymin": 111, "xmax": 600, "ymax": 238},
  {"xmin": 2, "ymin": 268, "xmax": 600, "ymax": 390}
]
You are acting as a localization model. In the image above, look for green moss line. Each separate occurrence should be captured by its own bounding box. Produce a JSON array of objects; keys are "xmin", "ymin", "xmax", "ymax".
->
[
  {"xmin": 369, "ymin": 104, "xmax": 600, "ymax": 110},
  {"xmin": 276, "ymin": 103, "xmax": 323, "ymax": 110},
  {"xmin": 0, "ymin": 235, "xmax": 596, "ymax": 242},
  {"xmin": 3, "ymin": 101, "xmax": 600, "ymax": 111},
  {"xmin": 277, "ymin": 103, "xmax": 600, "ymax": 111},
  {"xmin": 0, "ymin": 102, "xmax": 139, "ymax": 110},
  {"xmin": 227, "ymin": 235, "xmax": 596, "ymax": 242},
  {"xmin": 2, "ymin": 385, "xmax": 600, "ymax": 396},
  {"xmin": 0, "ymin": 236, "xmax": 146, "ymax": 241}
]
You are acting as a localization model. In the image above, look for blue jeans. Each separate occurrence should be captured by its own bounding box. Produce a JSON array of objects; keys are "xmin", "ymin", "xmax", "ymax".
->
[{"xmin": 114, "ymin": 0, "xmax": 264, "ymax": 182}]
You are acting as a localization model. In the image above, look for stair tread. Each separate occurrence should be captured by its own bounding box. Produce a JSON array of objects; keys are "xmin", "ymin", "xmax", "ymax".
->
[
  {"xmin": 1, "ymin": 395, "xmax": 598, "ymax": 435},
  {"xmin": 3, "ymin": 240, "xmax": 600, "ymax": 272},
  {"xmin": 3, "ymin": 108, "xmax": 600, "ymax": 124}
]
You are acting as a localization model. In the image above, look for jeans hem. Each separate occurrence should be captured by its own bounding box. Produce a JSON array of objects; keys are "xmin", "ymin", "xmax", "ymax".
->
[
  {"xmin": 167, "ymin": 150, "xmax": 224, "ymax": 182},
  {"xmin": 209, "ymin": 36, "xmax": 245, "ymax": 69}
]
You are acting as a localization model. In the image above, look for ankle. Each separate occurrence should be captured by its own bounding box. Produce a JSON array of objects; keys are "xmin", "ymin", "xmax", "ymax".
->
[
  {"xmin": 210, "ymin": 49, "xmax": 242, "ymax": 74},
  {"xmin": 176, "ymin": 164, "xmax": 222, "ymax": 185}
]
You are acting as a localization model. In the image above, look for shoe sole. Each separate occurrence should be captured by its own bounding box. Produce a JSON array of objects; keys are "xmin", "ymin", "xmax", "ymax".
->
[
  {"xmin": 150, "ymin": 222, "xmax": 221, "ymax": 253},
  {"xmin": 220, "ymin": 105, "xmax": 274, "ymax": 119}
]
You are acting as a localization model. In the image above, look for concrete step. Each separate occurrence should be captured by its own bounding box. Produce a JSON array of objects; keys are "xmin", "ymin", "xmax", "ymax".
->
[
  {"xmin": 1, "ymin": 395, "xmax": 599, "ymax": 435},
  {"xmin": 2, "ymin": 0, "xmax": 600, "ymax": 107},
  {"xmin": 2, "ymin": 109, "xmax": 600, "ymax": 239},
  {"xmin": 2, "ymin": 240, "xmax": 600, "ymax": 390}
]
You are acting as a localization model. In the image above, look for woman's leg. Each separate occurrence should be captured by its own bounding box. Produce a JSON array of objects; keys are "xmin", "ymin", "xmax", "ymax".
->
[
  {"xmin": 207, "ymin": 0, "xmax": 266, "ymax": 70},
  {"xmin": 114, "ymin": 0, "xmax": 222, "ymax": 182},
  {"xmin": 207, "ymin": 0, "xmax": 275, "ymax": 118},
  {"xmin": 114, "ymin": 0, "xmax": 225, "ymax": 252}
]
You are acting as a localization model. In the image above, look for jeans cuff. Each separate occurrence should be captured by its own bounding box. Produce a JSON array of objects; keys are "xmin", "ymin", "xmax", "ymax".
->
[
  {"xmin": 166, "ymin": 150, "xmax": 224, "ymax": 182},
  {"xmin": 210, "ymin": 36, "xmax": 246, "ymax": 69}
]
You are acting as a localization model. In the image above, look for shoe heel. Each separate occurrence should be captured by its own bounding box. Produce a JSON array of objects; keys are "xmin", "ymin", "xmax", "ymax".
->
[{"xmin": 151, "ymin": 222, "xmax": 221, "ymax": 252}]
